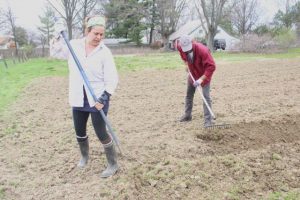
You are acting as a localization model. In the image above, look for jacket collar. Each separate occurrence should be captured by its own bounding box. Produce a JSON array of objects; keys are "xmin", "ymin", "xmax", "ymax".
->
[{"xmin": 82, "ymin": 37, "xmax": 104, "ymax": 57}]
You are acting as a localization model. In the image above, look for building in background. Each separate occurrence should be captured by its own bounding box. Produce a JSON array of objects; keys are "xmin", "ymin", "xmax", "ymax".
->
[
  {"xmin": 169, "ymin": 20, "xmax": 240, "ymax": 51},
  {"xmin": 0, "ymin": 35, "xmax": 16, "ymax": 49}
]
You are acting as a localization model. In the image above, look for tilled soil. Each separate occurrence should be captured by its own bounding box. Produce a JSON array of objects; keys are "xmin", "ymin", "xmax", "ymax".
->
[{"xmin": 0, "ymin": 58, "xmax": 299, "ymax": 200}]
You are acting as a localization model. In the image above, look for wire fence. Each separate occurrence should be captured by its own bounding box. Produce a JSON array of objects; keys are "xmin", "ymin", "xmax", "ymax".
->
[
  {"xmin": 0, "ymin": 48, "xmax": 49, "ymax": 58},
  {"xmin": 0, "ymin": 45, "xmax": 162, "ymax": 69},
  {"xmin": 1, "ymin": 49, "xmax": 27, "ymax": 68}
]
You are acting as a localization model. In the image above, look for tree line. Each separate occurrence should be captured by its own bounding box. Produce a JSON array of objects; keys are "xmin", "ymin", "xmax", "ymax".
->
[{"xmin": 0, "ymin": 0, "xmax": 300, "ymax": 55}]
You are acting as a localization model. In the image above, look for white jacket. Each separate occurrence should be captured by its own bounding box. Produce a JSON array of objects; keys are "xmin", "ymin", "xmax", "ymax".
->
[{"xmin": 51, "ymin": 37, "xmax": 118, "ymax": 107}]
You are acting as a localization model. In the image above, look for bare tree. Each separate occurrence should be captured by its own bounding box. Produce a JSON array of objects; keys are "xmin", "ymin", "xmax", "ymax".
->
[
  {"xmin": 0, "ymin": 9, "xmax": 7, "ymax": 28},
  {"xmin": 90, "ymin": 0, "xmax": 107, "ymax": 15},
  {"xmin": 78, "ymin": 0, "xmax": 97, "ymax": 35},
  {"xmin": 156, "ymin": 0, "xmax": 186, "ymax": 49},
  {"xmin": 282, "ymin": 0, "xmax": 300, "ymax": 11},
  {"xmin": 231, "ymin": 0, "xmax": 258, "ymax": 35},
  {"xmin": 2, "ymin": 7, "xmax": 19, "ymax": 55},
  {"xmin": 194, "ymin": 0, "xmax": 229, "ymax": 51},
  {"xmin": 39, "ymin": 34, "xmax": 48, "ymax": 56},
  {"xmin": 27, "ymin": 30, "xmax": 38, "ymax": 47},
  {"xmin": 47, "ymin": 0, "xmax": 82, "ymax": 39},
  {"xmin": 147, "ymin": 0, "xmax": 159, "ymax": 45},
  {"xmin": 291, "ymin": 1, "xmax": 300, "ymax": 44}
]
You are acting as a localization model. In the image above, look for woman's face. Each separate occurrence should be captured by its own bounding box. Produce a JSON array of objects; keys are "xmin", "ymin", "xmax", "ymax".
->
[{"xmin": 86, "ymin": 26, "xmax": 105, "ymax": 47}]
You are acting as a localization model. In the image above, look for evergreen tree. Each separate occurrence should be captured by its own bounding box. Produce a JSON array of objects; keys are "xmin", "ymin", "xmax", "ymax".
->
[
  {"xmin": 144, "ymin": 0, "xmax": 160, "ymax": 44},
  {"xmin": 104, "ymin": 0, "xmax": 147, "ymax": 45},
  {"xmin": 38, "ymin": 6, "xmax": 55, "ymax": 44},
  {"xmin": 15, "ymin": 27, "xmax": 28, "ymax": 47},
  {"xmin": 273, "ymin": 10, "xmax": 294, "ymax": 29}
]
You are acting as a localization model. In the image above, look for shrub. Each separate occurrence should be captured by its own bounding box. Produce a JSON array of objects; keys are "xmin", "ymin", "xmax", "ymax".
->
[
  {"xmin": 150, "ymin": 41, "xmax": 163, "ymax": 49},
  {"xmin": 274, "ymin": 29, "xmax": 297, "ymax": 48},
  {"xmin": 233, "ymin": 34, "xmax": 279, "ymax": 53},
  {"xmin": 233, "ymin": 30, "xmax": 296, "ymax": 53}
]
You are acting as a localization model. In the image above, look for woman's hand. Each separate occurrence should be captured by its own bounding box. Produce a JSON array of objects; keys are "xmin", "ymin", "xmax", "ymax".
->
[
  {"xmin": 95, "ymin": 91, "xmax": 111, "ymax": 110},
  {"xmin": 49, "ymin": 37, "xmax": 68, "ymax": 59},
  {"xmin": 94, "ymin": 102, "xmax": 104, "ymax": 110}
]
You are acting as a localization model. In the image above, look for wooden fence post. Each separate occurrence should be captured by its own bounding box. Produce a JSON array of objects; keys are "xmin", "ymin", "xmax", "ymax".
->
[
  {"xmin": 3, "ymin": 58, "xmax": 8, "ymax": 69},
  {"xmin": 0, "ymin": 54, "xmax": 8, "ymax": 69},
  {"xmin": 24, "ymin": 51, "xmax": 28, "ymax": 61}
]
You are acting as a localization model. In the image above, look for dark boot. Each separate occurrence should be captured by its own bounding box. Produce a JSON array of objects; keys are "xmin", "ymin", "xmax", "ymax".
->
[
  {"xmin": 100, "ymin": 141, "xmax": 118, "ymax": 178},
  {"xmin": 77, "ymin": 139, "xmax": 89, "ymax": 168},
  {"xmin": 204, "ymin": 120, "xmax": 215, "ymax": 128},
  {"xmin": 179, "ymin": 114, "xmax": 192, "ymax": 122}
]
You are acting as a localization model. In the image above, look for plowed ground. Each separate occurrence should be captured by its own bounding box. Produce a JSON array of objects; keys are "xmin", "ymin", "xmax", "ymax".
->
[{"xmin": 0, "ymin": 58, "xmax": 299, "ymax": 199}]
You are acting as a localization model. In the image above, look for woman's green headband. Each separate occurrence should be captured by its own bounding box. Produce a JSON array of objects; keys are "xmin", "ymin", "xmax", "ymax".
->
[{"xmin": 87, "ymin": 16, "xmax": 106, "ymax": 28}]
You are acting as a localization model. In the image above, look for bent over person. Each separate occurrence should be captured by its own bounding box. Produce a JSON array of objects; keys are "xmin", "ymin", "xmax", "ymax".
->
[
  {"xmin": 177, "ymin": 35, "xmax": 216, "ymax": 128},
  {"xmin": 50, "ymin": 16, "xmax": 119, "ymax": 178}
]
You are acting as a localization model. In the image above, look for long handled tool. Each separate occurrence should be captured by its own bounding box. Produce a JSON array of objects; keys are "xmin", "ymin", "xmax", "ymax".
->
[
  {"xmin": 187, "ymin": 69, "xmax": 230, "ymax": 129},
  {"xmin": 59, "ymin": 30, "xmax": 122, "ymax": 154}
]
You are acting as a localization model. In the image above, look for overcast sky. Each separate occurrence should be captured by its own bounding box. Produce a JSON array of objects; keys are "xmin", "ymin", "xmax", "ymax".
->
[
  {"xmin": 0, "ymin": 0, "xmax": 47, "ymax": 34},
  {"xmin": 0, "ymin": 0, "xmax": 287, "ymax": 34}
]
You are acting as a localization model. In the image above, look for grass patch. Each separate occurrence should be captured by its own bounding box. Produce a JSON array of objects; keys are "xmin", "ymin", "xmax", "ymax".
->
[
  {"xmin": 0, "ymin": 58, "xmax": 67, "ymax": 112},
  {"xmin": 0, "ymin": 187, "xmax": 5, "ymax": 199},
  {"xmin": 213, "ymin": 47, "xmax": 300, "ymax": 62},
  {"xmin": 267, "ymin": 191, "xmax": 300, "ymax": 200},
  {"xmin": 227, "ymin": 186, "xmax": 242, "ymax": 200},
  {"xmin": 115, "ymin": 52, "xmax": 182, "ymax": 71},
  {"xmin": 3, "ymin": 122, "xmax": 17, "ymax": 137}
]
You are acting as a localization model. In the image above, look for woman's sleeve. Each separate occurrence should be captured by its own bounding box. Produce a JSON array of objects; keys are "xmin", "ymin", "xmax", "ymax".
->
[
  {"xmin": 49, "ymin": 37, "xmax": 69, "ymax": 60},
  {"xmin": 103, "ymin": 50, "xmax": 119, "ymax": 95}
]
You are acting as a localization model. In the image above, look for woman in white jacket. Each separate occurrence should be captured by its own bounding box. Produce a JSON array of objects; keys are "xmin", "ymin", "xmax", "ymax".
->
[{"xmin": 51, "ymin": 16, "xmax": 119, "ymax": 178}]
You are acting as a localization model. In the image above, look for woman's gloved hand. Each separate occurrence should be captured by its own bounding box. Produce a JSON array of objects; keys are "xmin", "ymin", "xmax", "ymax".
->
[{"xmin": 95, "ymin": 91, "xmax": 111, "ymax": 110}]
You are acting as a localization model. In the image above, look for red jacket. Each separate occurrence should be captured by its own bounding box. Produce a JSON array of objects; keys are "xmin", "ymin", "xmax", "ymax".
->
[{"xmin": 178, "ymin": 42, "xmax": 216, "ymax": 86}]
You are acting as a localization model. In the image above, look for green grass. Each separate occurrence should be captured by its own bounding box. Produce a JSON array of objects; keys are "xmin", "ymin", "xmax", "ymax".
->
[
  {"xmin": 267, "ymin": 191, "xmax": 300, "ymax": 200},
  {"xmin": 115, "ymin": 47, "xmax": 300, "ymax": 69},
  {"xmin": 115, "ymin": 52, "xmax": 182, "ymax": 71},
  {"xmin": 0, "ymin": 58, "xmax": 67, "ymax": 112},
  {"xmin": 0, "ymin": 187, "xmax": 5, "ymax": 199},
  {"xmin": 0, "ymin": 48, "xmax": 299, "ymax": 113},
  {"xmin": 213, "ymin": 47, "xmax": 300, "ymax": 62}
]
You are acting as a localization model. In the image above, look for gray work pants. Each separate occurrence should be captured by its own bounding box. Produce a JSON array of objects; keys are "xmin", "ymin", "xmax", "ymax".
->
[{"xmin": 185, "ymin": 79, "xmax": 212, "ymax": 124}]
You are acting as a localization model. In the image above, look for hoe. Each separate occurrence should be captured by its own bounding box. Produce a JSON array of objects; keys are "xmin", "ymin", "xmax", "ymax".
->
[{"xmin": 188, "ymin": 70, "xmax": 230, "ymax": 129}]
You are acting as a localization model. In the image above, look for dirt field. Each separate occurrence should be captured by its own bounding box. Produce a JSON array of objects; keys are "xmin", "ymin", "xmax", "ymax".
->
[{"xmin": 0, "ymin": 57, "xmax": 299, "ymax": 200}]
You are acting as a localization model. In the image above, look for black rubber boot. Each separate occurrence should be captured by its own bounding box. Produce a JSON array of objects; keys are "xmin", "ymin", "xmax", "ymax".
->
[
  {"xmin": 100, "ymin": 141, "xmax": 118, "ymax": 178},
  {"xmin": 77, "ymin": 139, "xmax": 89, "ymax": 168}
]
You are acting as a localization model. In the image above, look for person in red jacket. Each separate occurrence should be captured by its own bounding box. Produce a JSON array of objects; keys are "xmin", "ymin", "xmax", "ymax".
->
[{"xmin": 177, "ymin": 35, "xmax": 216, "ymax": 127}]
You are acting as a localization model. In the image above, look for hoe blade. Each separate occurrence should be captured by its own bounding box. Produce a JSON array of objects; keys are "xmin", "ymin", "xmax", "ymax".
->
[{"xmin": 204, "ymin": 123, "xmax": 231, "ymax": 130}]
